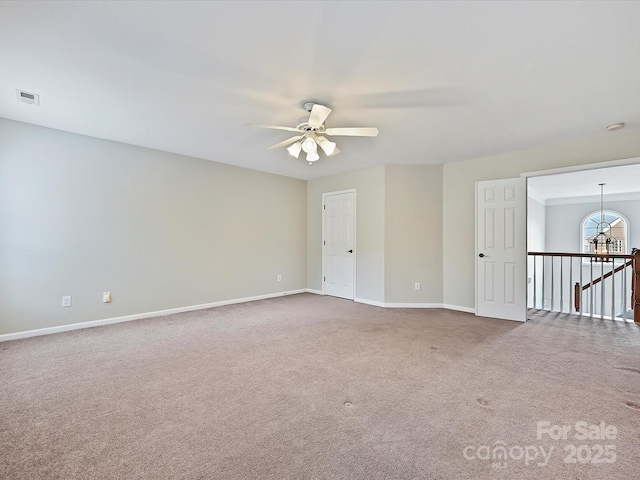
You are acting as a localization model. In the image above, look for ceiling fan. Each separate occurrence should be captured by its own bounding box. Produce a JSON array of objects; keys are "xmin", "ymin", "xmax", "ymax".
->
[{"xmin": 249, "ymin": 102, "xmax": 379, "ymax": 164}]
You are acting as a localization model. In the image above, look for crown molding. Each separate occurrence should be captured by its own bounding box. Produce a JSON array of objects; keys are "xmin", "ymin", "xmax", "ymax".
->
[{"xmin": 545, "ymin": 191, "xmax": 640, "ymax": 206}]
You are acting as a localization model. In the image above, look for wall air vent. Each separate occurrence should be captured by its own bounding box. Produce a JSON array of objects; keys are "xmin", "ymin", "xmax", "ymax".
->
[{"xmin": 16, "ymin": 89, "xmax": 39, "ymax": 106}]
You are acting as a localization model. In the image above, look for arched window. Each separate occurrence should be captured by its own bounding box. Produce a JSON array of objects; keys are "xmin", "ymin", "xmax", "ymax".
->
[{"xmin": 581, "ymin": 210, "xmax": 629, "ymax": 254}]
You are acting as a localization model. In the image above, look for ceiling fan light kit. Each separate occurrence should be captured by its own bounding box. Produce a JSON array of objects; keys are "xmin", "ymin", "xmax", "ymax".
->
[
  {"xmin": 286, "ymin": 142, "xmax": 302, "ymax": 158},
  {"xmin": 315, "ymin": 136, "xmax": 338, "ymax": 156},
  {"xmin": 250, "ymin": 102, "xmax": 379, "ymax": 164},
  {"xmin": 301, "ymin": 137, "xmax": 317, "ymax": 154}
]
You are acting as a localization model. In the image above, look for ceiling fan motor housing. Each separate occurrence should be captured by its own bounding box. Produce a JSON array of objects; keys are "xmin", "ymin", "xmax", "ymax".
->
[
  {"xmin": 297, "ymin": 122, "xmax": 324, "ymax": 133},
  {"xmin": 303, "ymin": 101, "xmax": 318, "ymax": 112}
]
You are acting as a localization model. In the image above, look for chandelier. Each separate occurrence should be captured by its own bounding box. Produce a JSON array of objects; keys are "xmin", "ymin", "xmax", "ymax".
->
[{"xmin": 589, "ymin": 183, "xmax": 612, "ymax": 259}]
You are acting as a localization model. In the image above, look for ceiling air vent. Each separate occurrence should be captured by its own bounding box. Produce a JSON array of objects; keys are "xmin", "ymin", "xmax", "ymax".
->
[{"xmin": 16, "ymin": 89, "xmax": 39, "ymax": 106}]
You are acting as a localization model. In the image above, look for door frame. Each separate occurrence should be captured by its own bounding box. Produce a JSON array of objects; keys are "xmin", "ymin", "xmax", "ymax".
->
[{"xmin": 322, "ymin": 189, "xmax": 356, "ymax": 297}]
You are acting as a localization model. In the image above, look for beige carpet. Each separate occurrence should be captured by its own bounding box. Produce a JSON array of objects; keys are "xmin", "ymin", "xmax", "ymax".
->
[{"xmin": 1, "ymin": 293, "xmax": 639, "ymax": 479}]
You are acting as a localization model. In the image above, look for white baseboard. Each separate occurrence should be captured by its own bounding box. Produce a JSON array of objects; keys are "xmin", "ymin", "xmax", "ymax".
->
[
  {"xmin": 442, "ymin": 304, "xmax": 476, "ymax": 314},
  {"xmin": 383, "ymin": 302, "xmax": 444, "ymax": 309},
  {"xmin": 354, "ymin": 297, "xmax": 386, "ymax": 307},
  {"xmin": 0, "ymin": 291, "xmax": 477, "ymax": 342},
  {"xmin": 0, "ymin": 289, "xmax": 308, "ymax": 342},
  {"xmin": 356, "ymin": 298, "xmax": 475, "ymax": 312},
  {"xmin": 310, "ymin": 290, "xmax": 474, "ymax": 313}
]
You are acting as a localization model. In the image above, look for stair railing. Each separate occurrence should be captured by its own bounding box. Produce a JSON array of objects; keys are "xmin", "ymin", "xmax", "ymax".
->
[{"xmin": 528, "ymin": 250, "xmax": 638, "ymax": 322}]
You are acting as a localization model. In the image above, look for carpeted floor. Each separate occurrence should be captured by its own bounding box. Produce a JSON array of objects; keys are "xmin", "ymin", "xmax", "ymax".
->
[{"xmin": 1, "ymin": 293, "xmax": 639, "ymax": 479}]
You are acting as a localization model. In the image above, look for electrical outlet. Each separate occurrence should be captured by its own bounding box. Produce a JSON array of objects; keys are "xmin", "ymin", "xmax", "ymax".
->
[
  {"xmin": 62, "ymin": 296, "xmax": 72, "ymax": 307},
  {"xmin": 415, "ymin": 282, "xmax": 421, "ymax": 291},
  {"xmin": 277, "ymin": 274, "xmax": 282, "ymax": 282},
  {"xmin": 103, "ymin": 292, "xmax": 112, "ymax": 303}
]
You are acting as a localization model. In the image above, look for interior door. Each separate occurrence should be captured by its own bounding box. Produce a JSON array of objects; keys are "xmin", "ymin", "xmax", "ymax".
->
[
  {"xmin": 323, "ymin": 191, "xmax": 355, "ymax": 300},
  {"xmin": 476, "ymin": 178, "xmax": 527, "ymax": 322}
]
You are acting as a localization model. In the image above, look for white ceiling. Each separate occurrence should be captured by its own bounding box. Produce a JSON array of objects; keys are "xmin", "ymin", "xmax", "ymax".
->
[
  {"xmin": 1, "ymin": 1, "xmax": 640, "ymax": 180},
  {"xmin": 528, "ymin": 163, "xmax": 640, "ymax": 204}
]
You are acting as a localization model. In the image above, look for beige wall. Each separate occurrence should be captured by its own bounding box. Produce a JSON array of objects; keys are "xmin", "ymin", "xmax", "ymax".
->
[
  {"xmin": 0, "ymin": 119, "xmax": 307, "ymax": 335},
  {"xmin": 442, "ymin": 129, "xmax": 640, "ymax": 310},
  {"xmin": 4, "ymin": 118, "xmax": 640, "ymax": 336},
  {"xmin": 307, "ymin": 165, "xmax": 386, "ymax": 303},
  {"xmin": 385, "ymin": 165, "xmax": 443, "ymax": 304},
  {"xmin": 307, "ymin": 164, "xmax": 443, "ymax": 305}
]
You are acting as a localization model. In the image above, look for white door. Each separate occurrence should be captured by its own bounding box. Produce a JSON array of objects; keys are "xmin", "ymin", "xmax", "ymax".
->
[
  {"xmin": 476, "ymin": 178, "xmax": 527, "ymax": 322},
  {"xmin": 323, "ymin": 191, "xmax": 355, "ymax": 300}
]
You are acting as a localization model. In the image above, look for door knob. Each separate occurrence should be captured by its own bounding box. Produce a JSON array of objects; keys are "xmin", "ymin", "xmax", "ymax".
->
[
  {"xmin": 479, "ymin": 253, "xmax": 485, "ymax": 258},
  {"xmin": 347, "ymin": 249, "xmax": 353, "ymax": 253}
]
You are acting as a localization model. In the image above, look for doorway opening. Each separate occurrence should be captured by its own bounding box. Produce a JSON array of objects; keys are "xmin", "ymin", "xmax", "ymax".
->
[{"xmin": 525, "ymin": 161, "xmax": 640, "ymax": 321}]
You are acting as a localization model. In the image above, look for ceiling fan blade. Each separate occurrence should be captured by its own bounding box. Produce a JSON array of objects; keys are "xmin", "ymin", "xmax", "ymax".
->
[
  {"xmin": 308, "ymin": 104, "xmax": 332, "ymax": 128},
  {"xmin": 247, "ymin": 124, "xmax": 299, "ymax": 132},
  {"xmin": 267, "ymin": 135, "xmax": 304, "ymax": 150},
  {"xmin": 324, "ymin": 127, "xmax": 379, "ymax": 137}
]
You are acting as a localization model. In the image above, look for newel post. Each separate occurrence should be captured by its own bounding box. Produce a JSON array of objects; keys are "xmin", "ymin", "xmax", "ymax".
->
[{"xmin": 633, "ymin": 248, "xmax": 640, "ymax": 323}]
